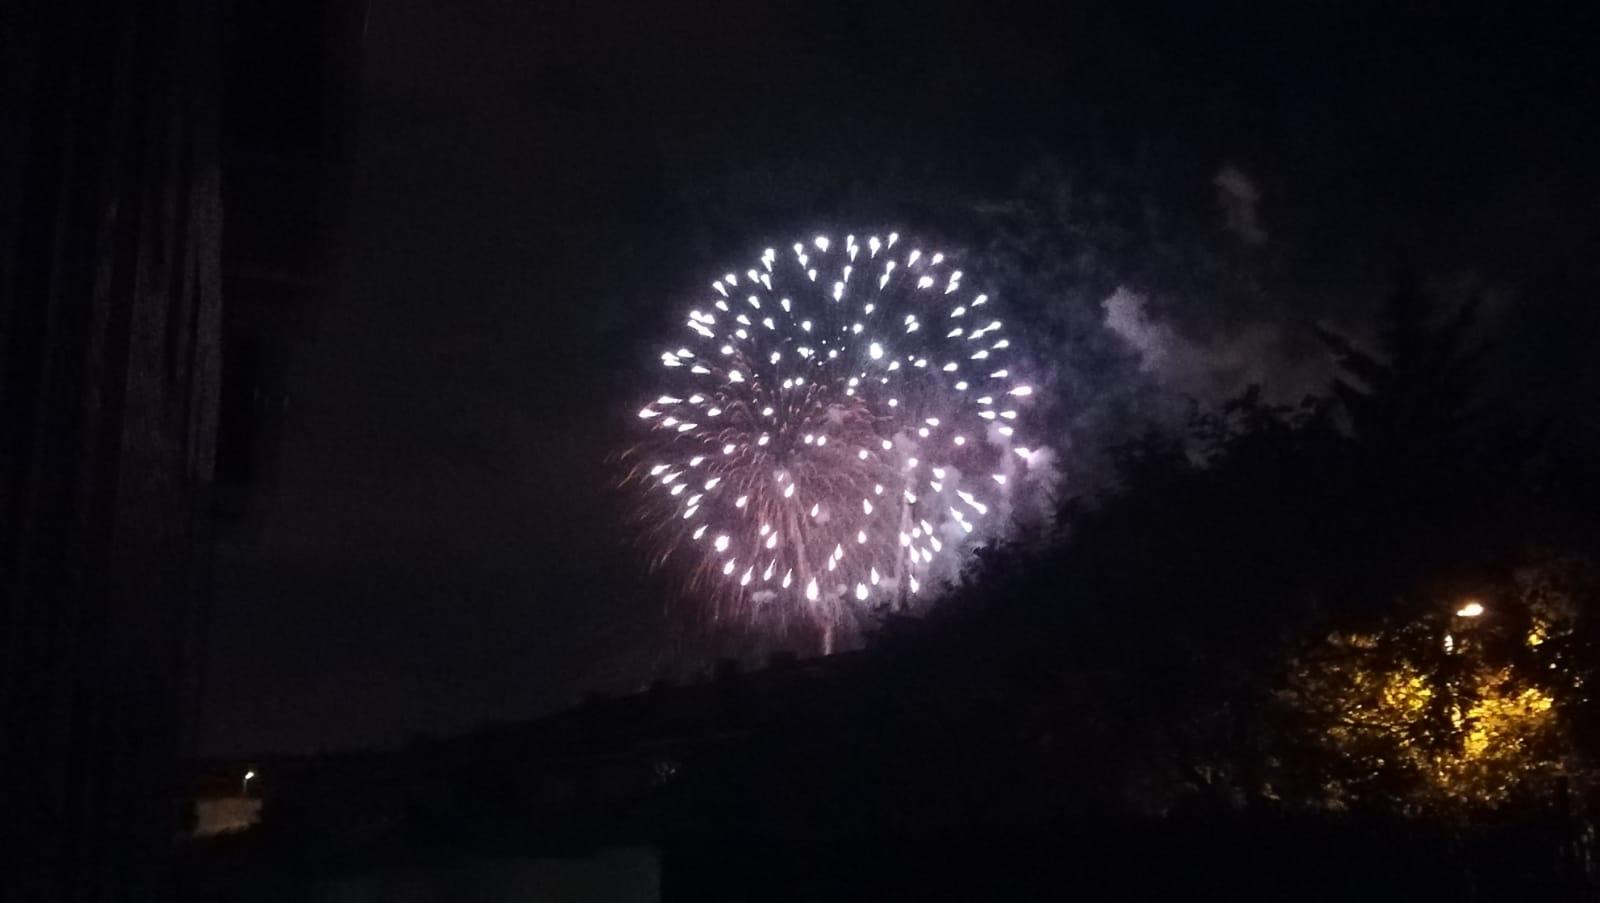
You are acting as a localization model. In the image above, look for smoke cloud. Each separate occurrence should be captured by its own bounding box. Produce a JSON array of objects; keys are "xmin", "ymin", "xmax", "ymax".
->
[
  {"xmin": 1101, "ymin": 288, "xmax": 1324, "ymax": 405},
  {"xmin": 1214, "ymin": 165, "xmax": 1268, "ymax": 245}
]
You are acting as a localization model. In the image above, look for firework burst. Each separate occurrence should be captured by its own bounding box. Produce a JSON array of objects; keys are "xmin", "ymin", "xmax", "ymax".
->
[{"xmin": 627, "ymin": 232, "xmax": 1040, "ymax": 650}]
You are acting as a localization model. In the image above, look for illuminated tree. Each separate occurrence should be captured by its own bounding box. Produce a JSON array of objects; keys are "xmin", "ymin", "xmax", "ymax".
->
[{"xmin": 1278, "ymin": 589, "xmax": 1577, "ymax": 815}]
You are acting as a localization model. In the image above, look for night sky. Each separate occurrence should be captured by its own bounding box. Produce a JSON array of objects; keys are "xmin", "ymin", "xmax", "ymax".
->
[{"xmin": 201, "ymin": 0, "xmax": 1599, "ymax": 753}]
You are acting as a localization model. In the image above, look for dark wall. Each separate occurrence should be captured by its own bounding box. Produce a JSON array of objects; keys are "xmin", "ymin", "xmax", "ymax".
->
[{"xmin": 1, "ymin": 2, "xmax": 224, "ymax": 900}]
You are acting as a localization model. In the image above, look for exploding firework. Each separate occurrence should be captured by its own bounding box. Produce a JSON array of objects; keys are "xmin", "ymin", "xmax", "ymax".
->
[{"xmin": 627, "ymin": 232, "xmax": 1040, "ymax": 650}]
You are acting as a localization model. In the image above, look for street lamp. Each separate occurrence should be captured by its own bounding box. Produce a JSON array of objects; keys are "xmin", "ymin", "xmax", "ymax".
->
[
  {"xmin": 1445, "ymin": 600, "xmax": 1485, "ymax": 653},
  {"xmin": 242, "ymin": 770, "xmax": 256, "ymax": 796}
]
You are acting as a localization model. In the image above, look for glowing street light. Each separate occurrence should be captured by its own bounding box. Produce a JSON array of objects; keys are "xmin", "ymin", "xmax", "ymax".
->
[
  {"xmin": 242, "ymin": 770, "xmax": 256, "ymax": 796},
  {"xmin": 1456, "ymin": 601, "xmax": 1485, "ymax": 618}
]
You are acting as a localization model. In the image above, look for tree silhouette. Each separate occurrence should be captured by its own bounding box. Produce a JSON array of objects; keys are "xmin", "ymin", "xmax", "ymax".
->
[
  {"xmin": 1316, "ymin": 267, "xmax": 1490, "ymax": 474},
  {"xmin": 1308, "ymin": 269, "xmax": 1529, "ymax": 626}
]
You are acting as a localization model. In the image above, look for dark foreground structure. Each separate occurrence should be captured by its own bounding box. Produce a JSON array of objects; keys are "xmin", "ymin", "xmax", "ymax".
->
[
  {"xmin": 2, "ymin": 5, "xmax": 224, "ymax": 899},
  {"xmin": 2, "ymin": 2, "xmax": 359, "ymax": 899},
  {"xmin": 183, "ymin": 654, "xmax": 1591, "ymax": 902}
]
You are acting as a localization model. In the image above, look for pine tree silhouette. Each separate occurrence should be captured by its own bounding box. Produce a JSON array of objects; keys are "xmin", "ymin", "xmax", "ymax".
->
[
  {"xmin": 1315, "ymin": 267, "xmax": 1488, "ymax": 475},
  {"xmin": 1314, "ymin": 266, "xmax": 1513, "ymax": 620}
]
